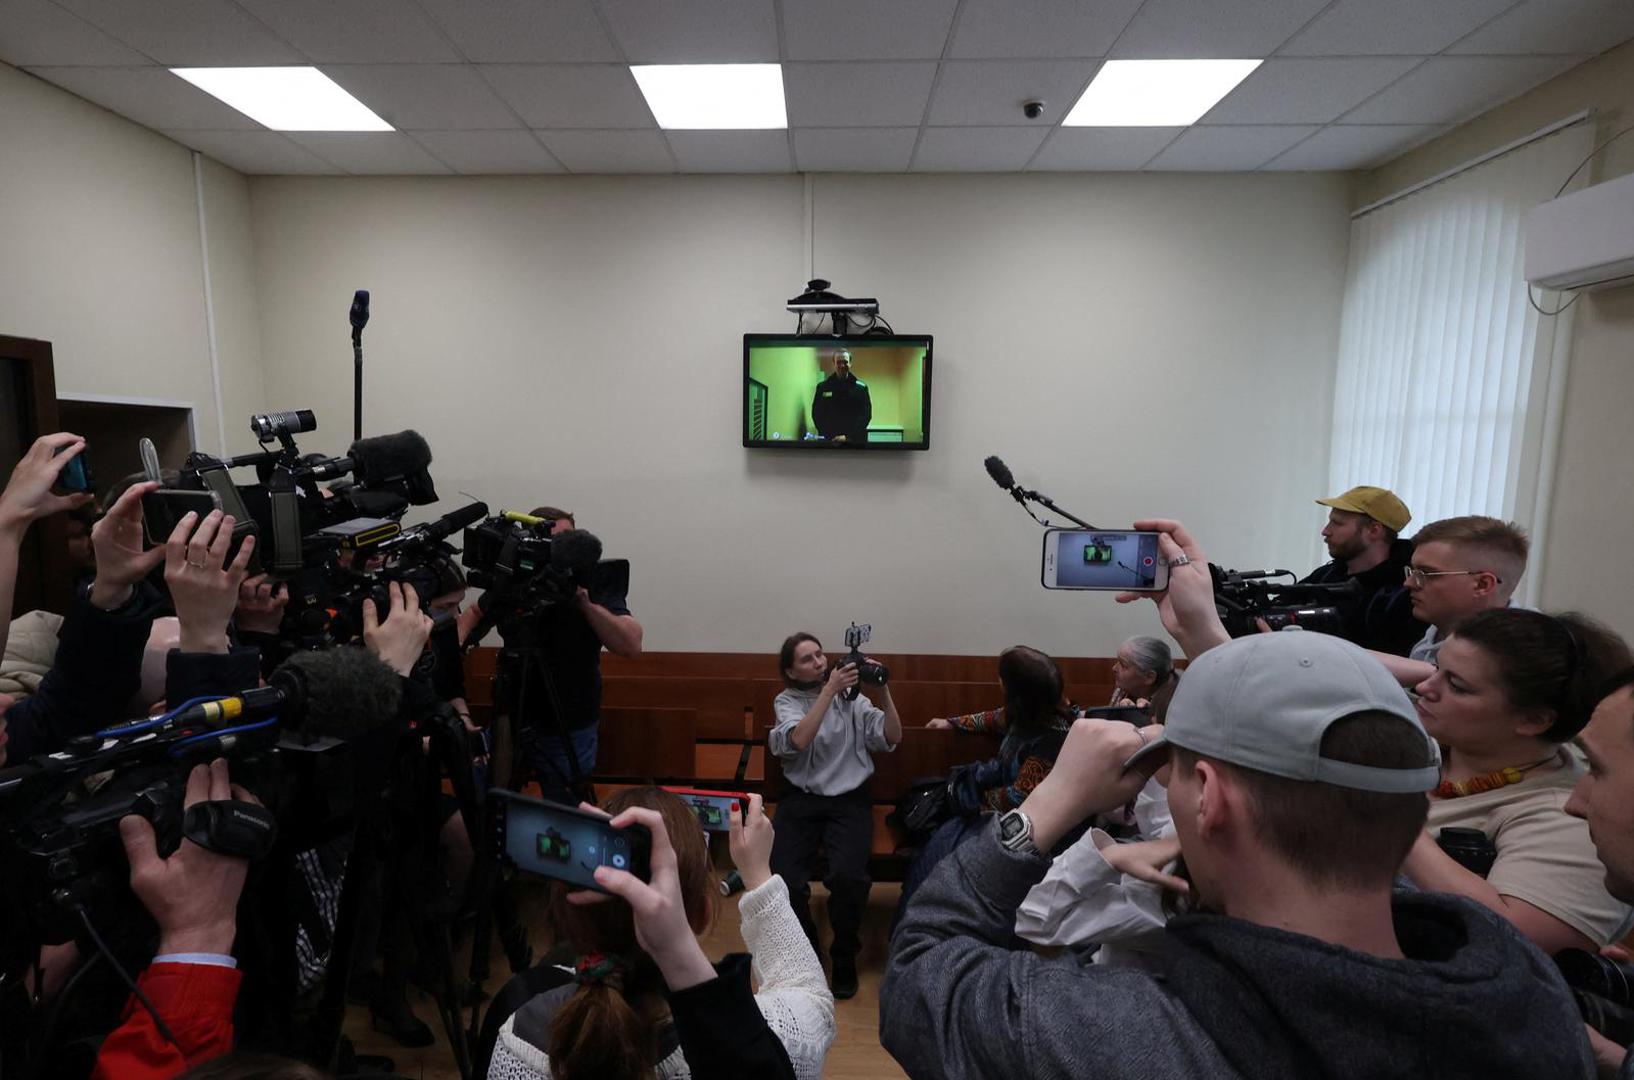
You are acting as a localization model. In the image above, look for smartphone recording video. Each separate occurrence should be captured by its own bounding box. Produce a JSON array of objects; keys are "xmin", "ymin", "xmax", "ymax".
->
[
  {"xmin": 488, "ymin": 790, "xmax": 651, "ymax": 893},
  {"xmin": 664, "ymin": 787, "xmax": 748, "ymax": 834},
  {"xmin": 1041, "ymin": 529, "xmax": 1168, "ymax": 592}
]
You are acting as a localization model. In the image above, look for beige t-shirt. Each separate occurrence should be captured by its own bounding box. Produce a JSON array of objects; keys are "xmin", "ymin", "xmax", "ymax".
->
[{"xmin": 1427, "ymin": 754, "xmax": 1634, "ymax": 946}]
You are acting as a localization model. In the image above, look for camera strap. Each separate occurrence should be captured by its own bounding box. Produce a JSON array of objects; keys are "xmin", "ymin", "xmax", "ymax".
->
[{"xmin": 182, "ymin": 799, "xmax": 279, "ymax": 860}]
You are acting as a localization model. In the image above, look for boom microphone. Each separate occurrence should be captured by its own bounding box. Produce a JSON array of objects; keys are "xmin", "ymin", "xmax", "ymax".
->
[
  {"xmin": 164, "ymin": 647, "xmax": 402, "ymax": 742},
  {"xmin": 346, "ymin": 430, "xmax": 437, "ymax": 504},
  {"xmin": 551, "ymin": 528, "xmax": 603, "ymax": 583},
  {"xmin": 984, "ymin": 455, "xmax": 1016, "ymax": 492},
  {"xmin": 349, "ymin": 289, "xmax": 370, "ymax": 344}
]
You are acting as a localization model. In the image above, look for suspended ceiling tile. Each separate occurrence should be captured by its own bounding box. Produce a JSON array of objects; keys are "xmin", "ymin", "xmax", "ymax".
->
[
  {"xmin": 482, "ymin": 64, "xmax": 655, "ymax": 128},
  {"xmin": 1279, "ymin": 0, "xmax": 1518, "ymax": 56},
  {"xmin": 1343, "ymin": 55, "xmax": 1583, "ymax": 124},
  {"xmin": 1110, "ymin": 0, "xmax": 1332, "ymax": 59},
  {"xmin": 948, "ymin": 0, "xmax": 1145, "ymax": 59},
  {"xmin": 1029, "ymin": 127, "xmax": 1182, "ymax": 170},
  {"xmin": 667, "ymin": 130, "xmax": 793, "ymax": 172},
  {"xmin": 928, "ymin": 60, "xmax": 1100, "ymax": 126},
  {"xmin": 233, "ymin": 0, "xmax": 461, "ymax": 63},
  {"xmin": 27, "ymin": 65, "xmax": 263, "ymax": 129},
  {"xmin": 535, "ymin": 128, "xmax": 675, "ymax": 172},
  {"xmin": 165, "ymin": 129, "xmax": 340, "ymax": 173},
  {"xmin": 0, "ymin": 0, "xmax": 151, "ymax": 66},
  {"xmin": 410, "ymin": 130, "xmax": 564, "ymax": 173},
  {"xmin": 793, "ymin": 128, "xmax": 918, "ymax": 171},
  {"xmin": 783, "ymin": 0, "xmax": 959, "ymax": 60},
  {"xmin": 784, "ymin": 62, "xmax": 937, "ymax": 127},
  {"xmin": 1203, "ymin": 57, "xmax": 1422, "ymax": 125},
  {"xmin": 51, "ymin": 0, "xmax": 305, "ymax": 66},
  {"xmin": 416, "ymin": 0, "xmax": 619, "ymax": 63},
  {"xmin": 597, "ymin": 0, "xmax": 778, "ymax": 63},
  {"xmin": 322, "ymin": 64, "xmax": 521, "ymax": 130},
  {"xmin": 1259, "ymin": 123, "xmax": 1448, "ymax": 171},
  {"xmin": 912, "ymin": 126, "xmax": 1049, "ymax": 171},
  {"xmin": 1145, "ymin": 124, "xmax": 1321, "ymax": 170},
  {"xmin": 1447, "ymin": 0, "xmax": 1634, "ymax": 56},
  {"xmin": 284, "ymin": 132, "xmax": 455, "ymax": 173}
]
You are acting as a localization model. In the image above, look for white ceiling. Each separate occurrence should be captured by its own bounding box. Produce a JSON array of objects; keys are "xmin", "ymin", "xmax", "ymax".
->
[{"xmin": 3, "ymin": 0, "xmax": 1631, "ymax": 176}]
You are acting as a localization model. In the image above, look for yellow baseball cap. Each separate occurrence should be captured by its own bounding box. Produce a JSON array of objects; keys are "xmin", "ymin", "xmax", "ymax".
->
[{"xmin": 1316, "ymin": 486, "xmax": 1411, "ymax": 532}]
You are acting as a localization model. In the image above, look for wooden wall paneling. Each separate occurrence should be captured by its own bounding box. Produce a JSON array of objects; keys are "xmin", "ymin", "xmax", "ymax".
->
[
  {"xmin": 601, "ymin": 676, "xmax": 750, "ymax": 740},
  {"xmin": 595, "ymin": 706, "xmax": 697, "ymax": 779}
]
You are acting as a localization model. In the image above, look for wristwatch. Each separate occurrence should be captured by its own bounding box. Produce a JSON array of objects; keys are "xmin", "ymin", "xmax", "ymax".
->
[{"xmin": 996, "ymin": 809, "xmax": 1040, "ymax": 856}]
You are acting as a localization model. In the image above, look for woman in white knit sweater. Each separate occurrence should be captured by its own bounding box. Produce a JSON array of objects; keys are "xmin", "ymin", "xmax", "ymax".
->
[{"xmin": 488, "ymin": 789, "xmax": 835, "ymax": 1080}]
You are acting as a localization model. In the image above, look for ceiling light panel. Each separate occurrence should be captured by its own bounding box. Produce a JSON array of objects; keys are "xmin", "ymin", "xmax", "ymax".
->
[
  {"xmin": 1064, "ymin": 59, "xmax": 1261, "ymax": 127},
  {"xmin": 630, "ymin": 63, "xmax": 787, "ymax": 129},
  {"xmin": 171, "ymin": 66, "xmax": 393, "ymax": 131}
]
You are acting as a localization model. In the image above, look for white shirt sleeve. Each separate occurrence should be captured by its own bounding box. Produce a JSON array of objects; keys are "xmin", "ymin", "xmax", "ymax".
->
[
  {"xmin": 1014, "ymin": 828, "xmax": 1171, "ymax": 953},
  {"xmin": 738, "ymin": 874, "xmax": 837, "ymax": 1080}
]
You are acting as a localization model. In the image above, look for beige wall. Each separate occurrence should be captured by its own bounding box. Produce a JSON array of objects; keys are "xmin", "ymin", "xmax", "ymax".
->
[
  {"xmin": 1358, "ymin": 40, "xmax": 1634, "ymax": 639},
  {"xmin": 0, "ymin": 62, "xmax": 265, "ymax": 469},
  {"xmin": 249, "ymin": 171, "xmax": 1351, "ymax": 654}
]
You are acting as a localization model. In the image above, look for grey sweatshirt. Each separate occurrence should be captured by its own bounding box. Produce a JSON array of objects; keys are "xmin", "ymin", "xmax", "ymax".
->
[{"xmin": 882, "ymin": 817, "xmax": 1596, "ymax": 1080}]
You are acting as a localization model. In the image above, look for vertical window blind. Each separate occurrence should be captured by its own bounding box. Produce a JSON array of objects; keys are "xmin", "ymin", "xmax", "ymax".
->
[{"xmin": 1328, "ymin": 122, "xmax": 1592, "ymax": 601}]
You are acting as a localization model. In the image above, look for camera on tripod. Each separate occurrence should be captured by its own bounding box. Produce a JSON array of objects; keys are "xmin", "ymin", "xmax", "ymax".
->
[
  {"xmin": 1210, "ymin": 565, "xmax": 1359, "ymax": 639},
  {"xmin": 837, "ymin": 622, "xmax": 890, "ymax": 701}
]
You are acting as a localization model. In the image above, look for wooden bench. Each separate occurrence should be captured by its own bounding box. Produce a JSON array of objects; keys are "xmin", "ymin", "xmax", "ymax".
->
[{"xmin": 601, "ymin": 675, "xmax": 751, "ymax": 740}]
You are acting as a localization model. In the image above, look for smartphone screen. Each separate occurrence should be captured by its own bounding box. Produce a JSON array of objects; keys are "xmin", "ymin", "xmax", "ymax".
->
[
  {"xmin": 663, "ymin": 787, "xmax": 747, "ymax": 834},
  {"xmin": 1041, "ymin": 529, "xmax": 1169, "ymax": 591},
  {"xmin": 489, "ymin": 790, "xmax": 651, "ymax": 893},
  {"xmin": 142, "ymin": 489, "xmax": 219, "ymax": 547}
]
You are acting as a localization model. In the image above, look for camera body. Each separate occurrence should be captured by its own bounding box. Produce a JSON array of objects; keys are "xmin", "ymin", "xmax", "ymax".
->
[
  {"xmin": 1210, "ymin": 565, "xmax": 1358, "ymax": 639},
  {"xmin": 838, "ymin": 621, "xmax": 890, "ymax": 701},
  {"xmin": 1556, "ymin": 948, "xmax": 1634, "ymax": 1044}
]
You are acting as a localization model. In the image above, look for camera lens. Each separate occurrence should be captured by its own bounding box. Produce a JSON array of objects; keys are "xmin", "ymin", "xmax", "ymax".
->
[{"xmin": 612, "ymin": 854, "xmax": 627, "ymax": 869}]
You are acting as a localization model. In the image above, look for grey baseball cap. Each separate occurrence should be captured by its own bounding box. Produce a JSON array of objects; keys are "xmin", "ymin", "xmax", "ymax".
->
[{"xmin": 1124, "ymin": 631, "xmax": 1441, "ymax": 793}]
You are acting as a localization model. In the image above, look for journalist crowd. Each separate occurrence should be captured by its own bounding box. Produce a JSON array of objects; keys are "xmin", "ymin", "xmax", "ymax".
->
[{"xmin": 5, "ymin": 429, "xmax": 1634, "ymax": 1080}]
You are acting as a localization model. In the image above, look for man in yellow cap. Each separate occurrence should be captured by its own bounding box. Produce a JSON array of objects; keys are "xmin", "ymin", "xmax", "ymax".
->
[{"xmin": 1300, "ymin": 486, "xmax": 1426, "ymax": 655}]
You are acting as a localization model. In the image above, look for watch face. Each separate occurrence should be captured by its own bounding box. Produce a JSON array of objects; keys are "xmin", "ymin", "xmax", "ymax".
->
[{"xmin": 999, "ymin": 814, "xmax": 1025, "ymax": 841}]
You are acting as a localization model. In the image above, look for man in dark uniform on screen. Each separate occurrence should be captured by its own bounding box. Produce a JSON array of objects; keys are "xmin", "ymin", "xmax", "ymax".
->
[{"xmin": 812, "ymin": 350, "xmax": 872, "ymax": 443}]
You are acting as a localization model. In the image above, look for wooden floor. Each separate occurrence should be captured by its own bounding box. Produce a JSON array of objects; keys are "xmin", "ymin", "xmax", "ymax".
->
[{"xmin": 342, "ymin": 877, "xmax": 908, "ymax": 1080}]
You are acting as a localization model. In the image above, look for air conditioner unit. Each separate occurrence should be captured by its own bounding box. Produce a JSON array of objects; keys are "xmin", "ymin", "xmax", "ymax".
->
[{"xmin": 1523, "ymin": 169, "xmax": 1634, "ymax": 291}]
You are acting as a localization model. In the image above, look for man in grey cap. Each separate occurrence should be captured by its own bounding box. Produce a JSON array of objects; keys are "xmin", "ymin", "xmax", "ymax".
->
[{"xmin": 881, "ymin": 519, "xmax": 1596, "ymax": 1080}]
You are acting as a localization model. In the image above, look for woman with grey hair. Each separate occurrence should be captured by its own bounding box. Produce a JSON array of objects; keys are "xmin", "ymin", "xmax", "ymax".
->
[{"xmin": 1109, "ymin": 635, "xmax": 1179, "ymax": 722}]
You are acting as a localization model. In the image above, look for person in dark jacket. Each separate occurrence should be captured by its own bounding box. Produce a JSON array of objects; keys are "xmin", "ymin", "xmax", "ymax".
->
[
  {"xmin": 883, "ymin": 519, "xmax": 1597, "ymax": 1080},
  {"xmin": 810, "ymin": 351, "xmax": 872, "ymax": 444},
  {"xmin": 1302, "ymin": 485, "xmax": 1426, "ymax": 656}
]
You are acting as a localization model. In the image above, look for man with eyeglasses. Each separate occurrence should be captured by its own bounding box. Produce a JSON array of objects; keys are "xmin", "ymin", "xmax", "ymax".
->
[
  {"xmin": 1301, "ymin": 486, "xmax": 1426, "ymax": 655},
  {"xmin": 1368, "ymin": 515, "xmax": 1529, "ymax": 686}
]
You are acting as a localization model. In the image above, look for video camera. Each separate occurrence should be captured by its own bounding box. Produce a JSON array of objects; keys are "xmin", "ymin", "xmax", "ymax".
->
[
  {"xmin": 837, "ymin": 622, "xmax": 890, "ymax": 701},
  {"xmin": 461, "ymin": 510, "xmax": 610, "ymax": 639},
  {"xmin": 149, "ymin": 410, "xmax": 456, "ymax": 646},
  {"xmin": 1210, "ymin": 565, "xmax": 1360, "ymax": 639},
  {"xmin": 0, "ymin": 647, "xmax": 402, "ymax": 949}
]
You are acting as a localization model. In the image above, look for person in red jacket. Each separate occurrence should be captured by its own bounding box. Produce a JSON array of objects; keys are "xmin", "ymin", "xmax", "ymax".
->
[{"xmin": 91, "ymin": 757, "xmax": 256, "ymax": 1080}]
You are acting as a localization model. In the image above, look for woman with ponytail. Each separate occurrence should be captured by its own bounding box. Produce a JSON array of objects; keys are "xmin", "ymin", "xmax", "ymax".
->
[
  {"xmin": 1403, "ymin": 609, "xmax": 1634, "ymax": 953},
  {"xmin": 487, "ymin": 788, "xmax": 834, "ymax": 1080}
]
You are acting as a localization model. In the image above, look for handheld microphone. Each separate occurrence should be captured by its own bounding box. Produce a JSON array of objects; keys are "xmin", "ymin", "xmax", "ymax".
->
[
  {"xmin": 349, "ymin": 289, "xmax": 370, "ymax": 345},
  {"xmin": 165, "ymin": 647, "xmax": 402, "ymax": 741}
]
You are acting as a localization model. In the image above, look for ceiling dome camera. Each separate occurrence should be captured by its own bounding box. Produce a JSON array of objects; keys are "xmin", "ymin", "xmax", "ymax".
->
[{"xmin": 1023, "ymin": 100, "xmax": 1045, "ymax": 120}]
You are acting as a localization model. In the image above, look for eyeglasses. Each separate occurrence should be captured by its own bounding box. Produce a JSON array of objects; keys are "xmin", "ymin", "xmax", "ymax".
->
[{"xmin": 1403, "ymin": 566, "xmax": 1501, "ymax": 588}]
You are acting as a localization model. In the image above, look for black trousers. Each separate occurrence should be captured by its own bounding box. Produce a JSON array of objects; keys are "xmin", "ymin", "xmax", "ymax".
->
[{"xmin": 769, "ymin": 786, "xmax": 873, "ymax": 960}]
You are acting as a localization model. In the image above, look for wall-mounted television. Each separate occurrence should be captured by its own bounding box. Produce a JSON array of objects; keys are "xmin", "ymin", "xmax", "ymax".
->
[{"xmin": 742, "ymin": 334, "xmax": 932, "ymax": 450}]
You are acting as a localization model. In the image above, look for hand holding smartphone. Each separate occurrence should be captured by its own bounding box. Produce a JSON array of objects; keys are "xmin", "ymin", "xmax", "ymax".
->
[
  {"xmin": 489, "ymin": 789, "xmax": 651, "ymax": 893},
  {"xmin": 1041, "ymin": 529, "xmax": 1169, "ymax": 592}
]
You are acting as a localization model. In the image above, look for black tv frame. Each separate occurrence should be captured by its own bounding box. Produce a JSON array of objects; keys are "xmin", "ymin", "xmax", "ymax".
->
[{"xmin": 741, "ymin": 333, "xmax": 933, "ymax": 451}]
